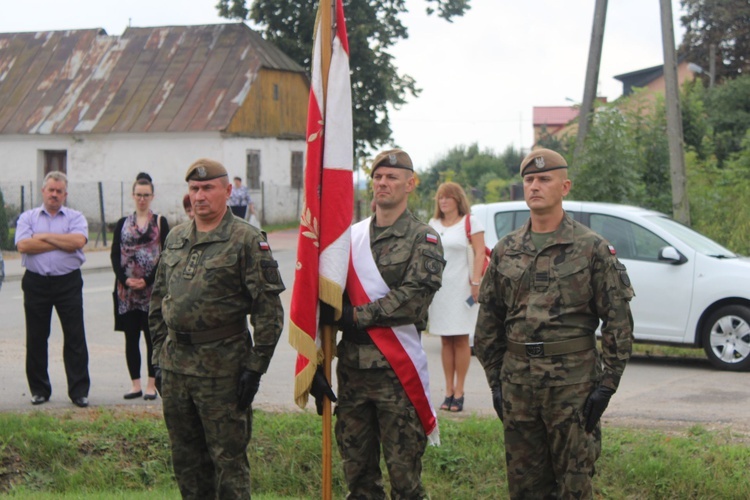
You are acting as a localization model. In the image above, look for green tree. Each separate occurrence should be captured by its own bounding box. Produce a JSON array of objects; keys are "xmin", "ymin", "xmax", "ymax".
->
[
  {"xmin": 483, "ymin": 177, "xmax": 514, "ymax": 203},
  {"xmin": 703, "ymin": 75, "xmax": 750, "ymax": 165},
  {"xmin": 679, "ymin": 0, "xmax": 750, "ymax": 83},
  {"xmin": 625, "ymin": 94, "xmax": 673, "ymax": 213},
  {"xmin": 535, "ymin": 124, "xmax": 571, "ymax": 158},
  {"xmin": 216, "ymin": 0, "xmax": 471, "ymax": 156},
  {"xmin": 571, "ymin": 106, "xmax": 642, "ymax": 204},
  {"xmin": 416, "ymin": 143, "xmax": 519, "ymax": 204},
  {"xmin": 687, "ymin": 134, "xmax": 750, "ymax": 254},
  {"xmin": 497, "ymin": 144, "xmax": 525, "ymax": 179}
]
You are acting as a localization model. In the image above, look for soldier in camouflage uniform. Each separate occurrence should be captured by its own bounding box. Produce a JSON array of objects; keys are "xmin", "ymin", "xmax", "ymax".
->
[
  {"xmin": 149, "ymin": 158, "xmax": 285, "ymax": 499},
  {"xmin": 316, "ymin": 149, "xmax": 444, "ymax": 500},
  {"xmin": 474, "ymin": 148, "xmax": 634, "ymax": 499}
]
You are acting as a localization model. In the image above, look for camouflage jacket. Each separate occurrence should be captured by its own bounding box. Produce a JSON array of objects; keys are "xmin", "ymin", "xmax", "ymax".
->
[
  {"xmin": 474, "ymin": 213, "xmax": 634, "ymax": 390},
  {"xmin": 338, "ymin": 209, "xmax": 445, "ymax": 370},
  {"xmin": 149, "ymin": 209, "xmax": 285, "ymax": 377}
]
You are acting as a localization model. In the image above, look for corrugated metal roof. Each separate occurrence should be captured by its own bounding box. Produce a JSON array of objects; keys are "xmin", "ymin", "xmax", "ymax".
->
[
  {"xmin": 0, "ymin": 23, "xmax": 305, "ymax": 135},
  {"xmin": 533, "ymin": 106, "xmax": 579, "ymax": 126}
]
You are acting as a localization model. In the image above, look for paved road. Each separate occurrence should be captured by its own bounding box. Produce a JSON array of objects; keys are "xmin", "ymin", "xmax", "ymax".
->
[{"xmin": 2, "ymin": 231, "xmax": 749, "ymax": 433}]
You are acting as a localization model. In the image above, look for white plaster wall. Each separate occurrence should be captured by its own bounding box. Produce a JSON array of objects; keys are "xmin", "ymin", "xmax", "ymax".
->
[{"xmin": 0, "ymin": 133, "xmax": 306, "ymax": 227}]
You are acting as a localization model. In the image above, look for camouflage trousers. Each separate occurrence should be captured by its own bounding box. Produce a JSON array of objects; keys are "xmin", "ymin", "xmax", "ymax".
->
[
  {"xmin": 335, "ymin": 362, "xmax": 428, "ymax": 500},
  {"xmin": 162, "ymin": 369, "xmax": 253, "ymax": 500},
  {"xmin": 502, "ymin": 381, "xmax": 600, "ymax": 500}
]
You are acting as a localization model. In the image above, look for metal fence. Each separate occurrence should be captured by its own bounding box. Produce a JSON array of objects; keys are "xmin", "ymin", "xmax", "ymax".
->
[{"xmin": 0, "ymin": 180, "xmax": 304, "ymax": 246}]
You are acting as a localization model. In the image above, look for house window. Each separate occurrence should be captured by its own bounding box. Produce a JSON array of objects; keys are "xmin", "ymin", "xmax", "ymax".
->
[
  {"xmin": 246, "ymin": 150, "xmax": 261, "ymax": 190},
  {"xmin": 291, "ymin": 151, "xmax": 303, "ymax": 189},
  {"xmin": 44, "ymin": 150, "xmax": 67, "ymax": 175},
  {"xmin": 273, "ymin": 83, "xmax": 279, "ymax": 101}
]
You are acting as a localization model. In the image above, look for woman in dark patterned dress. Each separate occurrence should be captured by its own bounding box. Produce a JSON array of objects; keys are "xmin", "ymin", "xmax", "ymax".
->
[{"xmin": 111, "ymin": 173, "xmax": 169, "ymax": 400}]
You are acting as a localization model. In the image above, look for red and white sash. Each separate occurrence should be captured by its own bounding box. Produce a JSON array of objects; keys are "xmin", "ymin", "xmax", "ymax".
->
[{"xmin": 346, "ymin": 217, "xmax": 439, "ymax": 445}]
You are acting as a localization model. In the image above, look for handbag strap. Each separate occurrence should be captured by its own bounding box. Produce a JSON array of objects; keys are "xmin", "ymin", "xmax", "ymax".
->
[{"xmin": 464, "ymin": 214, "xmax": 472, "ymax": 242}]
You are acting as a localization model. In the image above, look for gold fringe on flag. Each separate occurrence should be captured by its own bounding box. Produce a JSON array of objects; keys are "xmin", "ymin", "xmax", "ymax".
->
[{"xmin": 289, "ymin": 321, "xmax": 319, "ymax": 409}]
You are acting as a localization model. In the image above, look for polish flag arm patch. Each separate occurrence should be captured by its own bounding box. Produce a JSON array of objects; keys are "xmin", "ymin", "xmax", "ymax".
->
[
  {"xmin": 259, "ymin": 241, "xmax": 271, "ymax": 251},
  {"xmin": 608, "ymin": 245, "xmax": 616, "ymax": 255},
  {"xmin": 426, "ymin": 233, "xmax": 438, "ymax": 244}
]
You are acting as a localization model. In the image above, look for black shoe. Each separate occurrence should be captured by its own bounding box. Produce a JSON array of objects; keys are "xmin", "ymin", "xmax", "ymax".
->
[
  {"xmin": 31, "ymin": 395, "xmax": 49, "ymax": 405},
  {"xmin": 72, "ymin": 397, "xmax": 89, "ymax": 408},
  {"xmin": 439, "ymin": 395, "xmax": 454, "ymax": 411},
  {"xmin": 123, "ymin": 390, "xmax": 143, "ymax": 400},
  {"xmin": 143, "ymin": 392, "xmax": 158, "ymax": 401}
]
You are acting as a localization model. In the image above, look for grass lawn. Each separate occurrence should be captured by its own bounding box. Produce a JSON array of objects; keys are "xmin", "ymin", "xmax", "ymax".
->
[{"xmin": 1, "ymin": 408, "xmax": 749, "ymax": 498}]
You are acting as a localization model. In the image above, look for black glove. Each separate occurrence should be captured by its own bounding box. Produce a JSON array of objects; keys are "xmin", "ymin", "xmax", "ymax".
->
[
  {"xmin": 309, "ymin": 366, "xmax": 337, "ymax": 416},
  {"xmin": 491, "ymin": 386, "xmax": 503, "ymax": 422},
  {"xmin": 319, "ymin": 303, "xmax": 336, "ymax": 326},
  {"xmin": 237, "ymin": 369, "xmax": 262, "ymax": 411},
  {"xmin": 582, "ymin": 385, "xmax": 615, "ymax": 432},
  {"xmin": 340, "ymin": 302, "xmax": 356, "ymax": 330},
  {"xmin": 154, "ymin": 366, "xmax": 162, "ymax": 396}
]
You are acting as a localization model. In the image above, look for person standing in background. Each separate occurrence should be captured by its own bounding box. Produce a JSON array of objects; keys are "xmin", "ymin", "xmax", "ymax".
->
[
  {"xmin": 428, "ymin": 182, "xmax": 486, "ymax": 413},
  {"xmin": 228, "ymin": 176, "xmax": 253, "ymax": 219},
  {"xmin": 111, "ymin": 172, "xmax": 170, "ymax": 401},
  {"xmin": 15, "ymin": 171, "xmax": 90, "ymax": 408},
  {"xmin": 182, "ymin": 193, "xmax": 194, "ymax": 220}
]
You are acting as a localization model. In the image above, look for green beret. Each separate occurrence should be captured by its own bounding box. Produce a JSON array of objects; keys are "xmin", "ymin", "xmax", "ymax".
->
[
  {"xmin": 370, "ymin": 148, "xmax": 413, "ymax": 177},
  {"xmin": 519, "ymin": 148, "xmax": 568, "ymax": 176},
  {"xmin": 185, "ymin": 158, "xmax": 228, "ymax": 182}
]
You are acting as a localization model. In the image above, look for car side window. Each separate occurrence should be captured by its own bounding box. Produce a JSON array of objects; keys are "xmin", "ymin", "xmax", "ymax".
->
[
  {"xmin": 494, "ymin": 212, "xmax": 514, "ymax": 241},
  {"xmin": 590, "ymin": 214, "xmax": 668, "ymax": 262},
  {"xmin": 494, "ymin": 210, "xmax": 533, "ymax": 241},
  {"xmin": 513, "ymin": 210, "xmax": 530, "ymax": 230}
]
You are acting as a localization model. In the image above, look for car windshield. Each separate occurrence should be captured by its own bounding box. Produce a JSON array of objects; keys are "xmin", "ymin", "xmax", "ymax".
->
[{"xmin": 645, "ymin": 215, "xmax": 737, "ymax": 258}]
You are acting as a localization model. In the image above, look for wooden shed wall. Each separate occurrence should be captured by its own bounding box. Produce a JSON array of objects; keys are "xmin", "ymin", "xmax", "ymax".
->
[{"xmin": 227, "ymin": 68, "xmax": 308, "ymax": 138}]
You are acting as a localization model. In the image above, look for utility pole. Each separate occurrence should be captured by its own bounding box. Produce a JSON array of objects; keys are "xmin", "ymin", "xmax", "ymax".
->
[
  {"xmin": 660, "ymin": 0, "xmax": 690, "ymax": 224},
  {"xmin": 575, "ymin": 0, "xmax": 608, "ymax": 159}
]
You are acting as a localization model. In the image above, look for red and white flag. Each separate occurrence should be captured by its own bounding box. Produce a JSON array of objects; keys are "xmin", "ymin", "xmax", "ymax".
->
[{"xmin": 289, "ymin": 0, "xmax": 353, "ymax": 408}]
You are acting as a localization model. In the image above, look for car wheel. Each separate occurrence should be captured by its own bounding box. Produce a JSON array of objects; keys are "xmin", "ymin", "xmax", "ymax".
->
[{"xmin": 702, "ymin": 305, "xmax": 750, "ymax": 371}]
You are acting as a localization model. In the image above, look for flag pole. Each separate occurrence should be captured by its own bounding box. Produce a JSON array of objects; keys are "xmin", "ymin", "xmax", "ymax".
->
[
  {"xmin": 319, "ymin": 2, "xmax": 334, "ymax": 499},
  {"xmin": 321, "ymin": 324, "xmax": 334, "ymax": 499}
]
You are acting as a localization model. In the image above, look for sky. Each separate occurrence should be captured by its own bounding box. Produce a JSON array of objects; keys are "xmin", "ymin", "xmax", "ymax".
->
[{"xmin": 0, "ymin": 0, "xmax": 685, "ymax": 171}]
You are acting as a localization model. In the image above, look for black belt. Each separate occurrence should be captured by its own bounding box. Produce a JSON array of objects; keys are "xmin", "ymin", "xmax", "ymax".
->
[
  {"xmin": 342, "ymin": 326, "xmax": 421, "ymax": 345},
  {"xmin": 26, "ymin": 269, "xmax": 80, "ymax": 279},
  {"xmin": 507, "ymin": 335, "xmax": 596, "ymax": 358},
  {"xmin": 342, "ymin": 326, "xmax": 374, "ymax": 345},
  {"xmin": 168, "ymin": 320, "xmax": 247, "ymax": 345}
]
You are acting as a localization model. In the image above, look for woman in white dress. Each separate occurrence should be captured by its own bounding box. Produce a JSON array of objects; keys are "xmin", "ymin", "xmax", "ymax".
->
[{"xmin": 428, "ymin": 182, "xmax": 486, "ymax": 412}]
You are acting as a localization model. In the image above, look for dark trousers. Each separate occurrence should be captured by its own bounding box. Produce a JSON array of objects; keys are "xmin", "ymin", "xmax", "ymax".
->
[
  {"xmin": 502, "ymin": 381, "xmax": 600, "ymax": 500},
  {"xmin": 229, "ymin": 205, "xmax": 247, "ymax": 219},
  {"xmin": 335, "ymin": 362, "xmax": 428, "ymax": 500},
  {"xmin": 123, "ymin": 310, "xmax": 155, "ymax": 380},
  {"xmin": 162, "ymin": 370, "xmax": 252, "ymax": 499},
  {"xmin": 22, "ymin": 269, "xmax": 90, "ymax": 400}
]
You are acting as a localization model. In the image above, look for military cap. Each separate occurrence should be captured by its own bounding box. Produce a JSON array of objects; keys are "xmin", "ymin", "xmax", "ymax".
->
[
  {"xmin": 519, "ymin": 148, "xmax": 568, "ymax": 176},
  {"xmin": 370, "ymin": 148, "xmax": 413, "ymax": 177},
  {"xmin": 185, "ymin": 158, "xmax": 228, "ymax": 182}
]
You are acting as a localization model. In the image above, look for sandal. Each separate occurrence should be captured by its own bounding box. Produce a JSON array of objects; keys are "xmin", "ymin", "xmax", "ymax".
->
[
  {"xmin": 450, "ymin": 395, "xmax": 464, "ymax": 412},
  {"xmin": 440, "ymin": 395, "xmax": 454, "ymax": 411}
]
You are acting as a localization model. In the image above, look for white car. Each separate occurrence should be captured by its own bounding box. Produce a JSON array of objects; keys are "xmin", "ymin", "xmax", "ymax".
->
[{"xmin": 471, "ymin": 200, "xmax": 750, "ymax": 371}]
